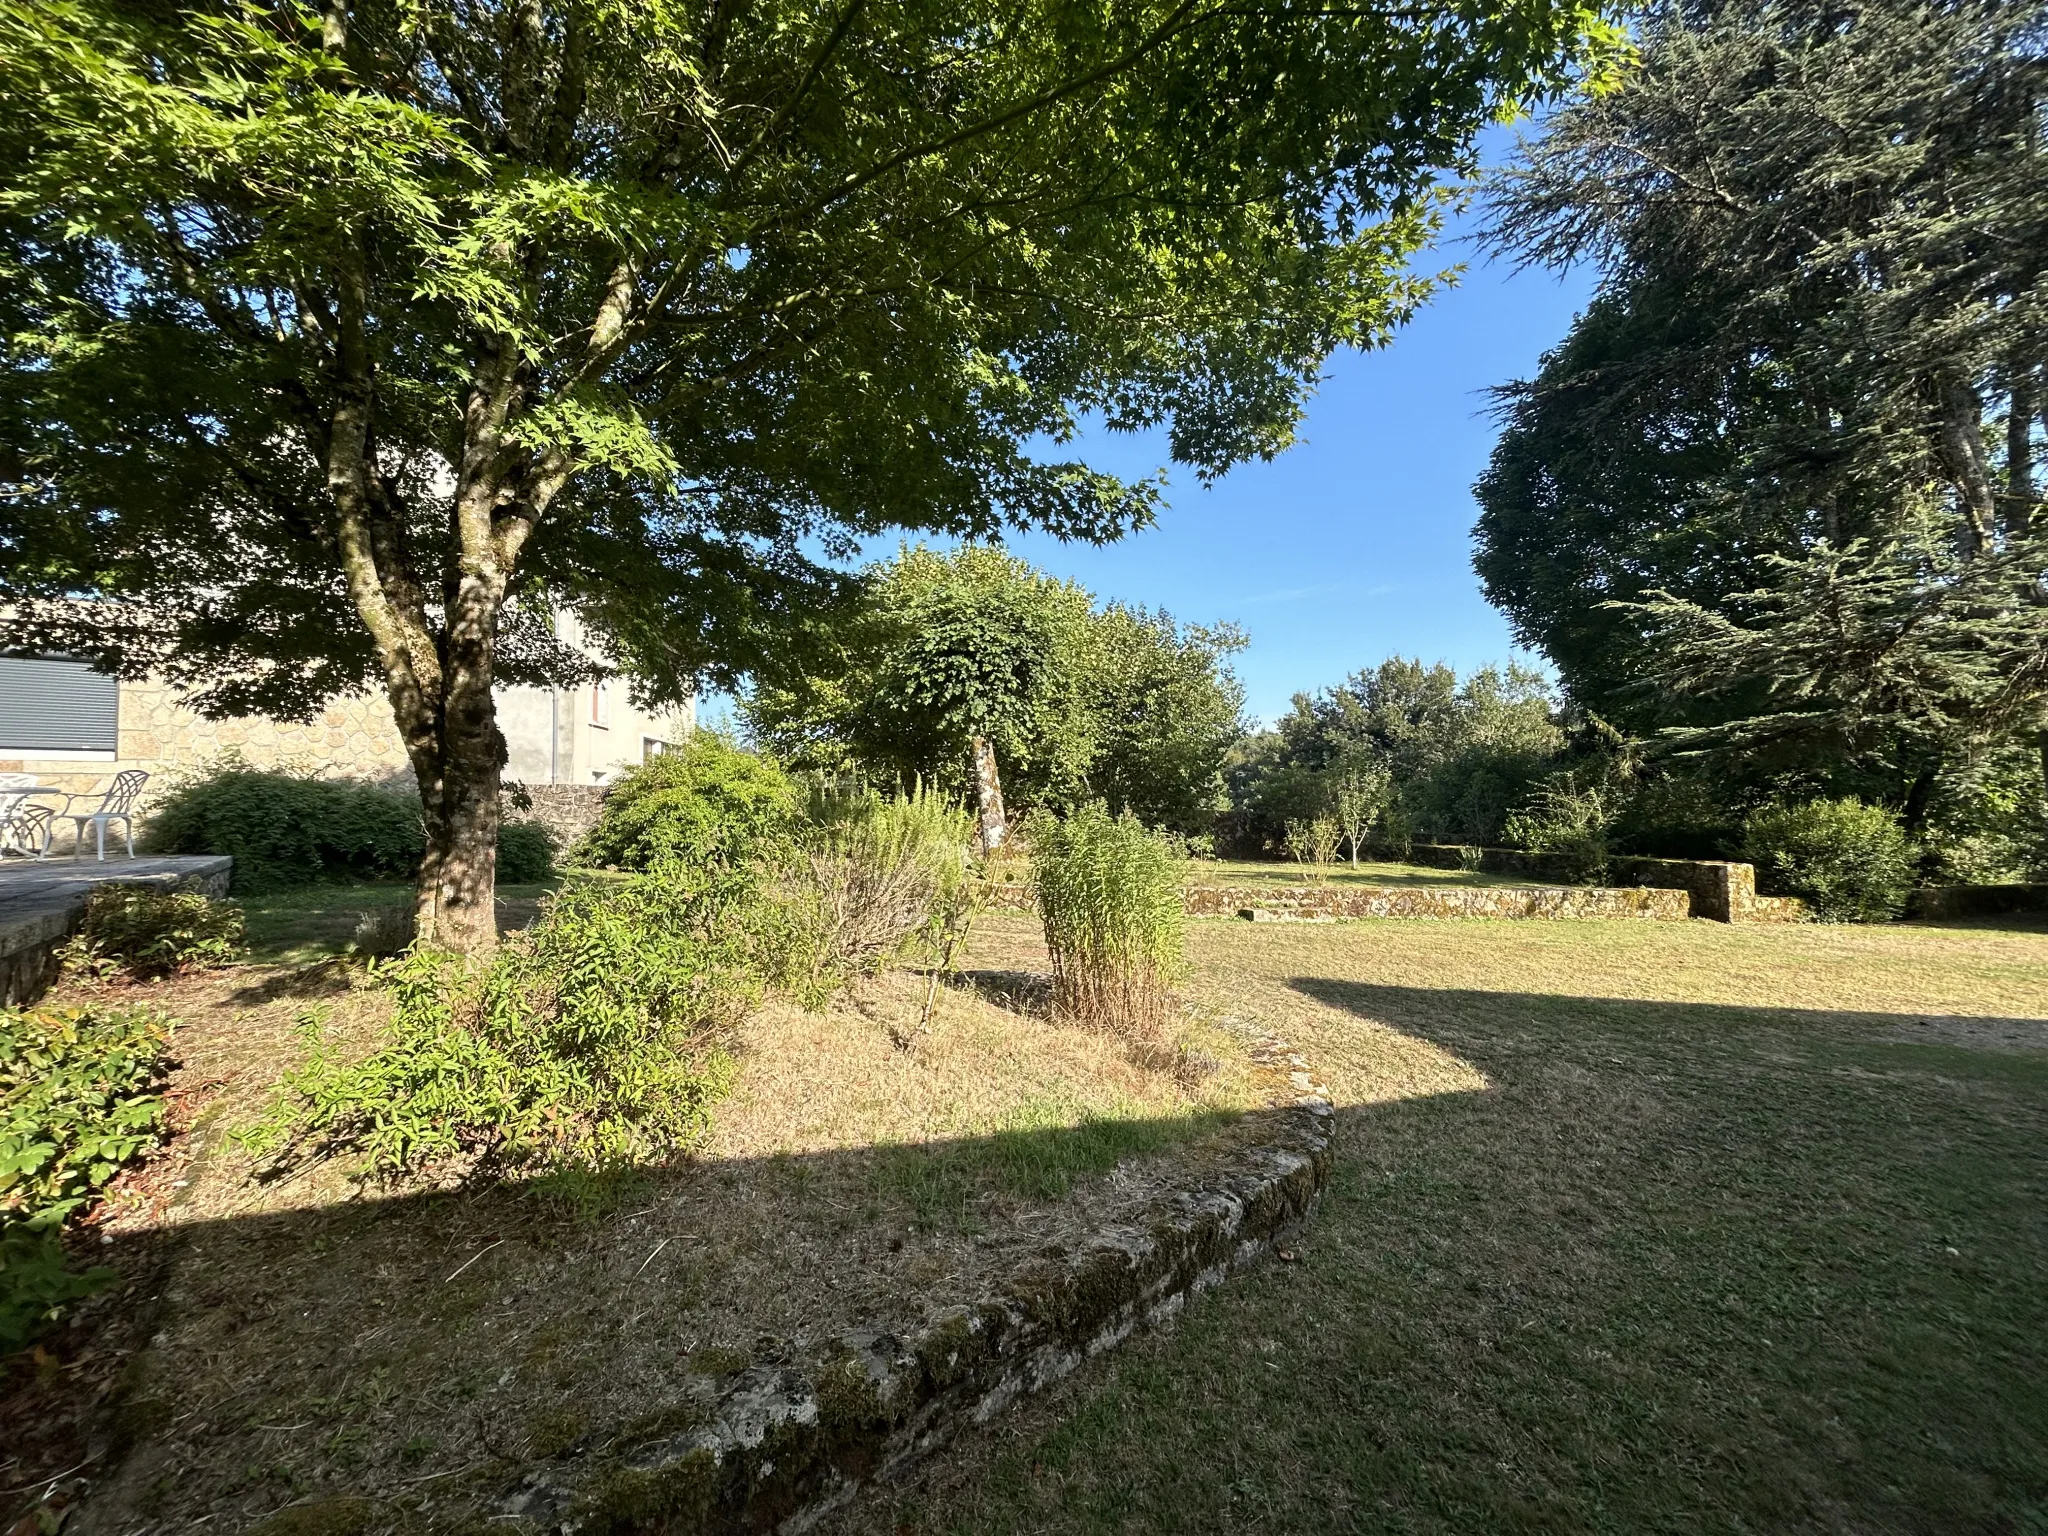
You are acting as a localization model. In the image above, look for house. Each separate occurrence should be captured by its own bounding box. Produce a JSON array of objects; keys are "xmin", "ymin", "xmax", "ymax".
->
[{"xmin": 0, "ymin": 615, "xmax": 692, "ymax": 811}]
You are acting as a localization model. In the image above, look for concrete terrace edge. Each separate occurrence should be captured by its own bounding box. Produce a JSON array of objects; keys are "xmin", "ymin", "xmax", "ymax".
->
[
  {"xmin": 0, "ymin": 856, "xmax": 233, "ymax": 1006},
  {"xmin": 499, "ymin": 1043, "xmax": 1336, "ymax": 1535}
]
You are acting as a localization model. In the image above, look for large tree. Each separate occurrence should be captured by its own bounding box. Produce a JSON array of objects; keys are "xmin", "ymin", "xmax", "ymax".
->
[
  {"xmin": 0, "ymin": 0, "xmax": 1614, "ymax": 949},
  {"xmin": 1475, "ymin": 0, "xmax": 2048, "ymax": 822}
]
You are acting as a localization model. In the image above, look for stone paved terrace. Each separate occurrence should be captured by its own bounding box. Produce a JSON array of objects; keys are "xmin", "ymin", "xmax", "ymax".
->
[{"xmin": 0, "ymin": 853, "xmax": 232, "ymax": 1005}]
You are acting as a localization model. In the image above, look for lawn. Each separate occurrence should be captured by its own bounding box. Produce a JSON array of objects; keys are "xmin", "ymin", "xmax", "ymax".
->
[
  {"xmin": 865, "ymin": 912, "xmax": 2048, "ymax": 1535},
  {"xmin": 236, "ymin": 879, "xmax": 560, "ymax": 964},
  {"xmin": 1192, "ymin": 858, "xmax": 1554, "ymax": 890}
]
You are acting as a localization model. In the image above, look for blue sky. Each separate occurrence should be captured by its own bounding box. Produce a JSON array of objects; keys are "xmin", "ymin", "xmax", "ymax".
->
[{"xmin": 992, "ymin": 199, "xmax": 1596, "ymax": 728}]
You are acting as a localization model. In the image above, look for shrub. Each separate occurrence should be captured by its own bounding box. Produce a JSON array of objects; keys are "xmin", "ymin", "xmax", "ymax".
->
[
  {"xmin": 577, "ymin": 736, "xmax": 797, "ymax": 872},
  {"xmin": 497, "ymin": 819, "xmax": 557, "ymax": 883},
  {"xmin": 1504, "ymin": 773, "xmax": 1617, "ymax": 885},
  {"xmin": 144, "ymin": 760, "xmax": 422, "ymax": 890},
  {"xmin": 1283, "ymin": 815, "xmax": 1340, "ymax": 878},
  {"xmin": 62, "ymin": 882, "xmax": 246, "ymax": 982},
  {"xmin": 145, "ymin": 758, "xmax": 562, "ymax": 890},
  {"xmin": 1031, "ymin": 805, "xmax": 1185, "ymax": 1040},
  {"xmin": 796, "ymin": 785, "xmax": 974, "ymax": 980},
  {"xmin": 1743, "ymin": 797, "xmax": 1917, "ymax": 922},
  {"xmin": 242, "ymin": 861, "xmax": 765, "ymax": 1181},
  {"xmin": 1, "ymin": 1004, "xmax": 174, "ymax": 1351}
]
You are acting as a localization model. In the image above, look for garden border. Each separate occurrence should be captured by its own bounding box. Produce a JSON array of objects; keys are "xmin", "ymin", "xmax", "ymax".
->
[{"xmin": 497, "ymin": 1039, "xmax": 1335, "ymax": 1535}]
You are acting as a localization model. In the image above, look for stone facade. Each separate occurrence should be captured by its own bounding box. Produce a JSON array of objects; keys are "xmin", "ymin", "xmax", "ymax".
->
[{"xmin": 509, "ymin": 783, "xmax": 612, "ymax": 853}]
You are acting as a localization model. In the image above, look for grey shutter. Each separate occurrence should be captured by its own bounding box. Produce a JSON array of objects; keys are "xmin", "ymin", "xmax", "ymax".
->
[{"xmin": 0, "ymin": 657, "xmax": 120, "ymax": 751}]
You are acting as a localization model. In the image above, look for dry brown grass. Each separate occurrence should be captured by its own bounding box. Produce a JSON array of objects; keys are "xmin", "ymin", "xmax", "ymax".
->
[{"xmin": 8, "ymin": 942, "xmax": 1269, "ymax": 1535}]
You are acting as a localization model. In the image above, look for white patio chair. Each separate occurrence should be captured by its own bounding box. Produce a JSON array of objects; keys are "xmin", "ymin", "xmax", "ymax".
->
[
  {"xmin": 0, "ymin": 789, "xmax": 56, "ymax": 859},
  {"xmin": 57, "ymin": 768, "xmax": 150, "ymax": 861}
]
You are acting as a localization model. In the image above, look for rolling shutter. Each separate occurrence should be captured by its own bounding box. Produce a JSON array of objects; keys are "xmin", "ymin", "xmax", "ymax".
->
[{"xmin": 0, "ymin": 657, "xmax": 120, "ymax": 751}]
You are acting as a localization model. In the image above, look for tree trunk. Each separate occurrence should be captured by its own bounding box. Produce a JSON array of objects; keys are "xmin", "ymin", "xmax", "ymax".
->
[
  {"xmin": 410, "ymin": 638, "xmax": 505, "ymax": 956},
  {"xmin": 971, "ymin": 735, "xmax": 1008, "ymax": 854}
]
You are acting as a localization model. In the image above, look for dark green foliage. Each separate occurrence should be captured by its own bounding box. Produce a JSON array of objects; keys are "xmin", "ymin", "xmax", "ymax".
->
[
  {"xmin": 1478, "ymin": 0, "xmax": 2048, "ymax": 816},
  {"xmin": 144, "ymin": 761, "xmax": 559, "ymax": 891},
  {"xmin": 1231, "ymin": 658, "xmax": 1563, "ymax": 854},
  {"xmin": 1744, "ymin": 797, "xmax": 1918, "ymax": 922},
  {"xmin": 144, "ymin": 763, "xmax": 422, "ymax": 891},
  {"xmin": 242, "ymin": 863, "xmax": 770, "ymax": 1180},
  {"xmin": 0, "ymin": 1004, "xmax": 174, "ymax": 1351},
  {"xmin": 62, "ymin": 882, "xmax": 245, "ymax": 982},
  {"xmin": 1503, "ymin": 772, "xmax": 1619, "ymax": 884},
  {"xmin": 495, "ymin": 820, "xmax": 556, "ymax": 885},
  {"xmin": 1083, "ymin": 606, "xmax": 1248, "ymax": 836},
  {"xmin": 577, "ymin": 736, "xmax": 798, "ymax": 873}
]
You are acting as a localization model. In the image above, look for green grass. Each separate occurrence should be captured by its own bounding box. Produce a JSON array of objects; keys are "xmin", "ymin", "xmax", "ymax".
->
[
  {"xmin": 236, "ymin": 880, "xmax": 558, "ymax": 964},
  {"xmin": 886, "ymin": 915, "xmax": 2048, "ymax": 1534},
  {"xmin": 1193, "ymin": 858, "xmax": 1552, "ymax": 891}
]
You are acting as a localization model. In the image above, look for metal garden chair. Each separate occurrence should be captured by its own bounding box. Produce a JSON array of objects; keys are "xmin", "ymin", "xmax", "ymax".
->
[
  {"xmin": 57, "ymin": 768, "xmax": 150, "ymax": 861},
  {"xmin": 0, "ymin": 788, "xmax": 56, "ymax": 859}
]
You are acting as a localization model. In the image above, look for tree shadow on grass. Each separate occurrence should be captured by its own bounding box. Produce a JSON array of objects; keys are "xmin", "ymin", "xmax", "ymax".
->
[{"xmin": 859, "ymin": 981, "xmax": 2048, "ymax": 1536}]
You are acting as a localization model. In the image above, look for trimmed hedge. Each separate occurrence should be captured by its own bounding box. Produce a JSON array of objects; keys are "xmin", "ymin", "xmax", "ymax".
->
[{"xmin": 144, "ymin": 764, "xmax": 554, "ymax": 890}]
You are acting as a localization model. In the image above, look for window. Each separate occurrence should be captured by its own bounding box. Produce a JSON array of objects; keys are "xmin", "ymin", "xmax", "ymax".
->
[
  {"xmin": 588, "ymin": 680, "xmax": 609, "ymax": 728},
  {"xmin": 642, "ymin": 736, "xmax": 668, "ymax": 762},
  {"xmin": 0, "ymin": 657, "xmax": 118, "ymax": 754}
]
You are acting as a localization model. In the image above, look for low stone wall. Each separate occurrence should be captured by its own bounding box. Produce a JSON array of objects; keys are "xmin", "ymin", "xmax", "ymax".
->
[
  {"xmin": 1186, "ymin": 883, "xmax": 1692, "ymax": 922},
  {"xmin": 508, "ymin": 783, "xmax": 611, "ymax": 852},
  {"xmin": 0, "ymin": 858, "xmax": 233, "ymax": 1007},
  {"xmin": 1909, "ymin": 884, "xmax": 2048, "ymax": 920},
  {"xmin": 498, "ymin": 1060, "xmax": 1335, "ymax": 1535},
  {"xmin": 1403, "ymin": 846, "xmax": 1806, "ymax": 923}
]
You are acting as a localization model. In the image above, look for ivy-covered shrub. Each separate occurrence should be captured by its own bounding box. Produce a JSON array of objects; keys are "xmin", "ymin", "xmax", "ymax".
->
[
  {"xmin": 577, "ymin": 736, "xmax": 797, "ymax": 872},
  {"xmin": 145, "ymin": 759, "xmax": 559, "ymax": 890},
  {"xmin": 1, "ymin": 1005, "xmax": 175, "ymax": 1352},
  {"xmin": 242, "ymin": 861, "xmax": 769, "ymax": 1181},
  {"xmin": 62, "ymin": 882, "xmax": 246, "ymax": 982},
  {"xmin": 1744, "ymin": 797, "xmax": 1918, "ymax": 922},
  {"xmin": 1032, "ymin": 805, "xmax": 1185, "ymax": 1041}
]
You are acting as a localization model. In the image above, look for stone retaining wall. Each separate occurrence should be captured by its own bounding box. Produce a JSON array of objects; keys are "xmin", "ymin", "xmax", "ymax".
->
[
  {"xmin": 1399, "ymin": 846, "xmax": 1811, "ymax": 923},
  {"xmin": 508, "ymin": 782, "xmax": 611, "ymax": 853},
  {"xmin": 0, "ymin": 859, "xmax": 233, "ymax": 1007},
  {"xmin": 1187, "ymin": 883, "xmax": 1693, "ymax": 922},
  {"xmin": 499, "ymin": 1055, "xmax": 1335, "ymax": 1535}
]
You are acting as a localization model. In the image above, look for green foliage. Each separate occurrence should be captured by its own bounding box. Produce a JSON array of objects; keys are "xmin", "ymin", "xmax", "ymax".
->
[
  {"xmin": 795, "ymin": 785, "xmax": 975, "ymax": 982},
  {"xmin": 144, "ymin": 762, "xmax": 423, "ymax": 891},
  {"xmin": 62, "ymin": 881, "xmax": 245, "ymax": 982},
  {"xmin": 1743, "ymin": 798, "xmax": 1918, "ymax": 922},
  {"xmin": 1478, "ymin": 0, "xmax": 2047, "ymax": 816},
  {"xmin": 241, "ymin": 864, "xmax": 769, "ymax": 1180},
  {"xmin": 1284, "ymin": 816, "xmax": 1342, "ymax": 878},
  {"xmin": 749, "ymin": 549, "xmax": 1248, "ymax": 836},
  {"xmin": 143, "ymin": 759, "xmax": 564, "ymax": 891},
  {"xmin": 0, "ymin": 1004, "xmax": 174, "ymax": 1351},
  {"xmin": 1504, "ymin": 773, "xmax": 1619, "ymax": 884},
  {"xmin": 578, "ymin": 736, "xmax": 797, "ymax": 873},
  {"xmin": 1031, "ymin": 806, "xmax": 1185, "ymax": 1040},
  {"xmin": 496, "ymin": 819, "xmax": 557, "ymax": 884},
  {"xmin": 1233, "ymin": 658, "xmax": 1564, "ymax": 853}
]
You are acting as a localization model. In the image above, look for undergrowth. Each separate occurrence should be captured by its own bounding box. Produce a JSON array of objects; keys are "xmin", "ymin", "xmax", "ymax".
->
[
  {"xmin": 61, "ymin": 882, "xmax": 246, "ymax": 983},
  {"xmin": 0, "ymin": 1004, "xmax": 175, "ymax": 1352}
]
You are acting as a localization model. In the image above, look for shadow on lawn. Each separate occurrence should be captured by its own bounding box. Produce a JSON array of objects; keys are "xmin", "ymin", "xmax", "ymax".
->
[
  {"xmin": 12, "ymin": 976, "xmax": 2047, "ymax": 1535},
  {"xmin": 0, "ymin": 1095, "xmax": 1264, "ymax": 1533}
]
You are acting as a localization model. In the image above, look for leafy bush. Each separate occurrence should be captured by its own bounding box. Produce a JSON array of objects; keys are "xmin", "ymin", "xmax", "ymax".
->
[
  {"xmin": 145, "ymin": 758, "xmax": 563, "ymax": 890},
  {"xmin": 577, "ymin": 736, "xmax": 797, "ymax": 872},
  {"xmin": 796, "ymin": 785, "xmax": 974, "ymax": 980},
  {"xmin": 1504, "ymin": 773, "xmax": 1618, "ymax": 885},
  {"xmin": 1, "ymin": 1004, "xmax": 174, "ymax": 1351},
  {"xmin": 144, "ymin": 760, "xmax": 423, "ymax": 890},
  {"xmin": 1743, "ymin": 797, "xmax": 1918, "ymax": 921},
  {"xmin": 62, "ymin": 882, "xmax": 245, "ymax": 982},
  {"xmin": 1031, "ymin": 805, "xmax": 1185, "ymax": 1040},
  {"xmin": 243, "ymin": 862, "xmax": 765, "ymax": 1181},
  {"xmin": 497, "ymin": 819, "xmax": 557, "ymax": 883},
  {"xmin": 1283, "ymin": 815, "xmax": 1340, "ymax": 877}
]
